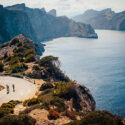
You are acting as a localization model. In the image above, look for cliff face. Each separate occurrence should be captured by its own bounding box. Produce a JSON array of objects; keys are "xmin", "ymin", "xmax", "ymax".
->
[
  {"xmin": 0, "ymin": 4, "xmax": 36, "ymax": 44},
  {"xmin": 0, "ymin": 5, "xmax": 10, "ymax": 43},
  {"xmin": 73, "ymin": 8, "xmax": 125, "ymax": 31},
  {"xmin": 12, "ymin": 4, "xmax": 98, "ymax": 40},
  {"xmin": 65, "ymin": 83, "xmax": 95, "ymax": 114},
  {"xmin": 0, "ymin": 3, "xmax": 97, "ymax": 43}
]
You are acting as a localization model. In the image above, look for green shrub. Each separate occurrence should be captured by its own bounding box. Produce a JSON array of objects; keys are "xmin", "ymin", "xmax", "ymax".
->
[
  {"xmin": 32, "ymin": 65, "xmax": 40, "ymax": 71},
  {"xmin": 0, "ymin": 110, "xmax": 6, "ymax": 118},
  {"xmin": 0, "ymin": 62, "xmax": 4, "ymax": 72},
  {"xmin": 23, "ymin": 98, "xmax": 41, "ymax": 106},
  {"xmin": 38, "ymin": 88, "xmax": 54, "ymax": 105},
  {"xmin": 17, "ymin": 41, "xmax": 23, "ymax": 47},
  {"xmin": 0, "ymin": 114, "xmax": 36, "ymax": 125},
  {"xmin": 9, "ymin": 56, "xmax": 19, "ymax": 65},
  {"xmin": 5, "ymin": 56, "xmax": 11, "ymax": 62},
  {"xmin": 11, "ymin": 72, "xmax": 24, "ymax": 78},
  {"xmin": 40, "ymin": 103, "xmax": 49, "ymax": 110},
  {"xmin": 1, "ymin": 101, "xmax": 19, "ymax": 109},
  {"xmin": 9, "ymin": 38, "xmax": 19, "ymax": 46},
  {"xmin": 0, "ymin": 100, "xmax": 20, "ymax": 118},
  {"xmin": 39, "ymin": 55, "xmax": 58, "ymax": 67},
  {"xmin": 9, "ymin": 100, "xmax": 21, "ymax": 105},
  {"xmin": 10, "ymin": 63, "xmax": 28, "ymax": 73},
  {"xmin": 14, "ymin": 52, "xmax": 24, "ymax": 58},
  {"xmin": 23, "ymin": 41, "xmax": 33, "ymax": 49},
  {"xmin": 48, "ymin": 108, "xmax": 60, "ymax": 120},
  {"xmin": 24, "ymin": 54, "xmax": 36, "ymax": 63},
  {"xmin": 0, "ymin": 108, "xmax": 13, "ymax": 118},
  {"xmin": 66, "ymin": 111, "xmax": 124, "ymax": 125},
  {"xmin": 14, "ymin": 46, "xmax": 24, "ymax": 53},
  {"xmin": 54, "ymin": 81, "xmax": 75, "ymax": 97},
  {"xmin": 38, "ymin": 89, "xmax": 65, "ymax": 112},
  {"xmin": 39, "ymin": 89, "xmax": 53, "ymax": 96},
  {"xmin": 26, "ymin": 71, "xmax": 42, "ymax": 79},
  {"xmin": 24, "ymin": 49, "xmax": 34, "ymax": 57},
  {"xmin": 40, "ymin": 82, "xmax": 53, "ymax": 91},
  {"xmin": 50, "ymin": 96, "xmax": 65, "ymax": 112},
  {"xmin": 20, "ymin": 104, "xmax": 41, "ymax": 114},
  {"xmin": 39, "ymin": 56, "xmax": 70, "ymax": 82}
]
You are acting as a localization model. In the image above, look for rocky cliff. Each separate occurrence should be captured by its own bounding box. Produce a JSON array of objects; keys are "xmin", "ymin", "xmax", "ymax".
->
[
  {"xmin": 73, "ymin": 8, "xmax": 125, "ymax": 31},
  {"xmin": 0, "ymin": 3, "xmax": 97, "ymax": 43},
  {"xmin": 0, "ymin": 4, "xmax": 36, "ymax": 44}
]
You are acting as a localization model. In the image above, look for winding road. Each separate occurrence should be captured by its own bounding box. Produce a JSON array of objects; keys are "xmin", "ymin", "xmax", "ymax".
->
[{"xmin": 0, "ymin": 76, "xmax": 36, "ymax": 105}]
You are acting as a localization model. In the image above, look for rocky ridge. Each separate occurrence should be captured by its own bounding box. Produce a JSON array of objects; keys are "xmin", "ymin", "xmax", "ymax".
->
[
  {"xmin": 73, "ymin": 8, "xmax": 125, "ymax": 30},
  {"xmin": 0, "ymin": 3, "xmax": 97, "ymax": 44}
]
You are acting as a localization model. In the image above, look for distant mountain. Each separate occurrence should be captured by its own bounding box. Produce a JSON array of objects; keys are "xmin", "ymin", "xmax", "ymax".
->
[
  {"xmin": 0, "ymin": 4, "xmax": 97, "ymax": 44},
  {"xmin": 73, "ymin": 8, "xmax": 125, "ymax": 31},
  {"xmin": 47, "ymin": 9, "xmax": 56, "ymax": 17}
]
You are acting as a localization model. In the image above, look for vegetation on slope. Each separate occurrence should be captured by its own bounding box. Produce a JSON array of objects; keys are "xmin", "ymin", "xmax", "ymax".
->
[
  {"xmin": 0, "ymin": 62, "xmax": 4, "ymax": 72},
  {"xmin": 66, "ymin": 111, "xmax": 124, "ymax": 125},
  {"xmin": 0, "ymin": 100, "xmax": 20, "ymax": 118},
  {"xmin": 0, "ymin": 35, "xmax": 124, "ymax": 125},
  {"xmin": 0, "ymin": 114, "xmax": 36, "ymax": 125},
  {"xmin": 0, "ymin": 34, "xmax": 39, "ymax": 76}
]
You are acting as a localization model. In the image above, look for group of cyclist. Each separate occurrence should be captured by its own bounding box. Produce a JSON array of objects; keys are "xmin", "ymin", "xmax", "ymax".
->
[{"xmin": 6, "ymin": 84, "xmax": 15, "ymax": 94}]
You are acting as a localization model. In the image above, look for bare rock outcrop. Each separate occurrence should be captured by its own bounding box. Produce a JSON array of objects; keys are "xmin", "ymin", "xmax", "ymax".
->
[{"xmin": 64, "ymin": 83, "xmax": 95, "ymax": 114}]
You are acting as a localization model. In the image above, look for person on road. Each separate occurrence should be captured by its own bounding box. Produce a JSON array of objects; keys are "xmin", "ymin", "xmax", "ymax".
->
[
  {"xmin": 6, "ymin": 85, "xmax": 9, "ymax": 94},
  {"xmin": 12, "ymin": 84, "xmax": 15, "ymax": 92}
]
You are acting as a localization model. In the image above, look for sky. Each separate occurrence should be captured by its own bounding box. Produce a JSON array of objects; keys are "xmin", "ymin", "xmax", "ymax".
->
[{"xmin": 0, "ymin": 0, "xmax": 125, "ymax": 17}]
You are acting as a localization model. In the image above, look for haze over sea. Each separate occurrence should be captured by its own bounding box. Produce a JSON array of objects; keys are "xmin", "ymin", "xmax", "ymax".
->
[{"xmin": 42, "ymin": 30, "xmax": 125, "ymax": 117}]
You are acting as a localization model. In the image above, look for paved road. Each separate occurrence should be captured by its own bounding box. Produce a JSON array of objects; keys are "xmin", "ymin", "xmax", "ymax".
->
[{"xmin": 0, "ymin": 76, "xmax": 36, "ymax": 105}]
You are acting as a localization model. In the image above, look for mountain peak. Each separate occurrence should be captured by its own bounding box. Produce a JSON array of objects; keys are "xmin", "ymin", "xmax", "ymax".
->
[
  {"xmin": 84, "ymin": 8, "xmax": 114, "ymax": 15},
  {"xmin": 47, "ymin": 9, "xmax": 56, "ymax": 17},
  {"xmin": 6, "ymin": 3, "xmax": 26, "ymax": 10},
  {"xmin": 16, "ymin": 34, "xmax": 28, "ymax": 41},
  {"xmin": 73, "ymin": 8, "xmax": 125, "ymax": 31},
  {"xmin": 102, "ymin": 8, "xmax": 112, "ymax": 12},
  {"xmin": 0, "ymin": 5, "xmax": 3, "ymax": 9}
]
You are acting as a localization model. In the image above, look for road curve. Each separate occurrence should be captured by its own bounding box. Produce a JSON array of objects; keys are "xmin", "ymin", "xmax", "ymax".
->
[{"xmin": 0, "ymin": 76, "xmax": 36, "ymax": 106}]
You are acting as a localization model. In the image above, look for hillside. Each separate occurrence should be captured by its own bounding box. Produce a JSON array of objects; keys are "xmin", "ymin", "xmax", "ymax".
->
[
  {"xmin": 73, "ymin": 8, "xmax": 125, "ymax": 31},
  {"xmin": 0, "ymin": 35, "xmax": 96, "ymax": 124},
  {"xmin": 0, "ymin": 35, "xmax": 124, "ymax": 125},
  {"xmin": 0, "ymin": 4, "xmax": 97, "ymax": 44}
]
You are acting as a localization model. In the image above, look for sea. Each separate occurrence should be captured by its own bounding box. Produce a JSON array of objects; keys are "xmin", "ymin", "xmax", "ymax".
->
[{"xmin": 42, "ymin": 30, "xmax": 125, "ymax": 117}]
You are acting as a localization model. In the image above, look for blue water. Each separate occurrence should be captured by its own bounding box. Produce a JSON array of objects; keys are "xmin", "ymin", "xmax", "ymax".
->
[{"xmin": 42, "ymin": 30, "xmax": 125, "ymax": 117}]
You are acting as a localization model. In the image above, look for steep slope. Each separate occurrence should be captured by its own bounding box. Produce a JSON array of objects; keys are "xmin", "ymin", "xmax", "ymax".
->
[
  {"xmin": 73, "ymin": 8, "xmax": 125, "ymax": 31},
  {"xmin": 0, "ymin": 35, "xmax": 96, "ymax": 124},
  {"xmin": 0, "ymin": 5, "xmax": 36, "ymax": 44},
  {"xmin": 0, "ymin": 3, "xmax": 97, "ymax": 44}
]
